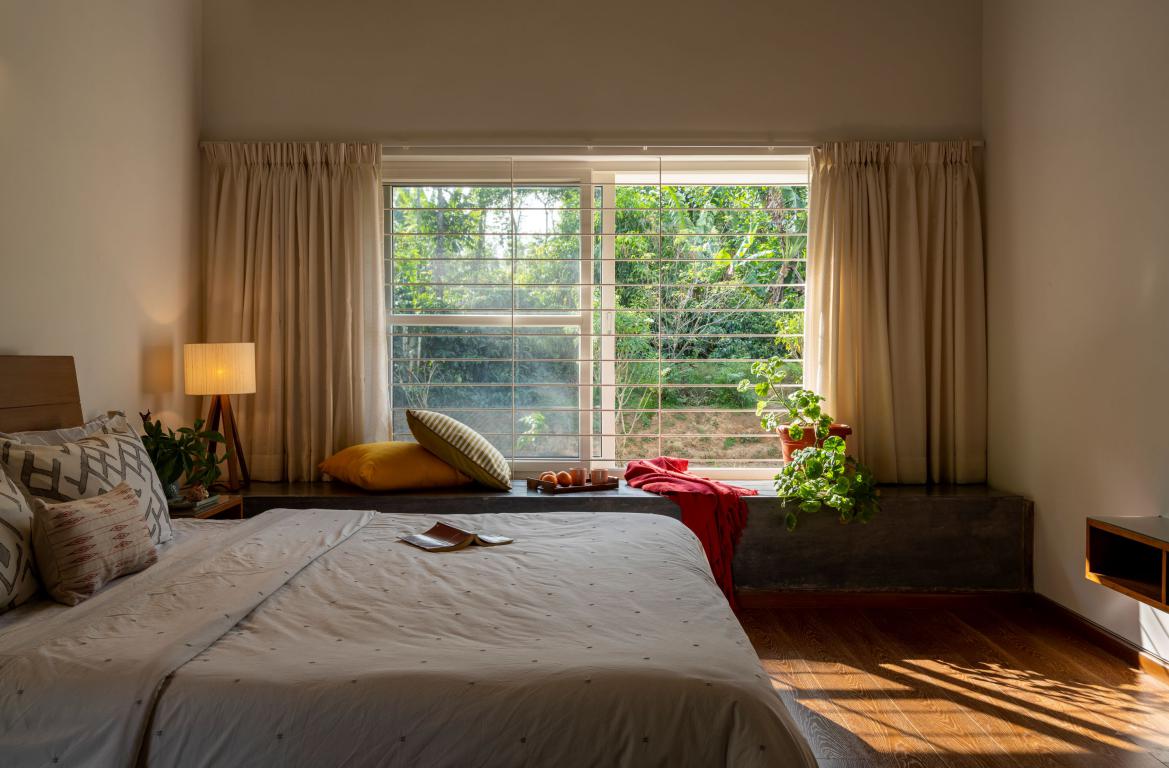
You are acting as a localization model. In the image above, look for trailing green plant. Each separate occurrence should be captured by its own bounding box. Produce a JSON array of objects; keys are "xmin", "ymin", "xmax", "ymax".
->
[
  {"xmin": 138, "ymin": 412, "xmax": 228, "ymax": 490},
  {"xmin": 774, "ymin": 436, "xmax": 879, "ymax": 531}
]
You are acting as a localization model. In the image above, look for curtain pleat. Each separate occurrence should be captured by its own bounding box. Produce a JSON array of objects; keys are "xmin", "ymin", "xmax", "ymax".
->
[
  {"xmin": 805, "ymin": 141, "xmax": 986, "ymax": 483},
  {"xmin": 200, "ymin": 142, "xmax": 389, "ymax": 481}
]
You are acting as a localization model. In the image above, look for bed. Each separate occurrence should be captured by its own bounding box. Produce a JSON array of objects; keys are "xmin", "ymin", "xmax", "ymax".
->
[{"xmin": 0, "ymin": 356, "xmax": 815, "ymax": 767}]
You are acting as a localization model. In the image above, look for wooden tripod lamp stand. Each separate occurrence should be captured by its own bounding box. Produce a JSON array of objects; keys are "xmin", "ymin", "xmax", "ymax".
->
[{"xmin": 183, "ymin": 343, "xmax": 256, "ymax": 490}]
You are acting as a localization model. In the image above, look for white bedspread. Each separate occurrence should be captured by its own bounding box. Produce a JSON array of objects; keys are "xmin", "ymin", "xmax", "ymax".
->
[{"xmin": 0, "ymin": 510, "xmax": 814, "ymax": 768}]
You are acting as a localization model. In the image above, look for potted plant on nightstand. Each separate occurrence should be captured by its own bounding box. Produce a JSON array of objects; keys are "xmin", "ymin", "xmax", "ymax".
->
[{"xmin": 139, "ymin": 412, "xmax": 228, "ymax": 501}]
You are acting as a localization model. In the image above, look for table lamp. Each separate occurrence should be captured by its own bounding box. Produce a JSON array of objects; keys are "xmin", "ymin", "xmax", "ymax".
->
[{"xmin": 184, "ymin": 342, "xmax": 256, "ymax": 490}]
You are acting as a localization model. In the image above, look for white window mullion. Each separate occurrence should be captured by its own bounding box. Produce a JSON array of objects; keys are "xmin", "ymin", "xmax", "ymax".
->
[
  {"xmin": 509, "ymin": 158, "xmax": 517, "ymax": 474},
  {"xmin": 656, "ymin": 158, "xmax": 664, "ymax": 462},
  {"xmin": 599, "ymin": 174, "xmax": 618, "ymax": 468},
  {"xmin": 578, "ymin": 174, "xmax": 596, "ymax": 469}
]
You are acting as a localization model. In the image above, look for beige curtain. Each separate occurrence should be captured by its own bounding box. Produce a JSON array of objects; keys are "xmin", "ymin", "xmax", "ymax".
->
[
  {"xmin": 804, "ymin": 141, "xmax": 986, "ymax": 483},
  {"xmin": 200, "ymin": 142, "xmax": 388, "ymax": 481}
]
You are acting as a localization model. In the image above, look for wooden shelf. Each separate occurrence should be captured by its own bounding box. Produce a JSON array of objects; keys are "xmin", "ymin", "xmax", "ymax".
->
[
  {"xmin": 1091, "ymin": 573, "xmax": 1162, "ymax": 603},
  {"xmin": 1086, "ymin": 516, "xmax": 1169, "ymax": 610}
]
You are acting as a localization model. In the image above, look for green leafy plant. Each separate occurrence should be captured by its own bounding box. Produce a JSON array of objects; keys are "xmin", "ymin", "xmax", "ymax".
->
[
  {"xmin": 138, "ymin": 412, "xmax": 228, "ymax": 491},
  {"xmin": 736, "ymin": 360, "xmax": 832, "ymax": 439},
  {"xmin": 773, "ymin": 427, "xmax": 879, "ymax": 532},
  {"xmin": 774, "ymin": 389, "xmax": 834, "ymax": 442},
  {"xmin": 737, "ymin": 358, "xmax": 791, "ymax": 432},
  {"xmin": 735, "ymin": 375, "xmax": 881, "ymax": 530}
]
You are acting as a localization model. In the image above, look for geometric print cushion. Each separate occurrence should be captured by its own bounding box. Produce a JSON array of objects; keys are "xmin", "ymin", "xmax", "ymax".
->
[
  {"xmin": 0, "ymin": 467, "xmax": 39, "ymax": 613},
  {"xmin": 0, "ymin": 429, "xmax": 174, "ymax": 545},
  {"xmin": 31, "ymin": 482, "xmax": 158, "ymax": 606},
  {"xmin": 406, "ymin": 409, "xmax": 512, "ymax": 491}
]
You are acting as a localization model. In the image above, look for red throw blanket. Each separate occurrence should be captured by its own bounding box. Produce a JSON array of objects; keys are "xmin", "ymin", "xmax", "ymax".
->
[{"xmin": 624, "ymin": 457, "xmax": 756, "ymax": 609}]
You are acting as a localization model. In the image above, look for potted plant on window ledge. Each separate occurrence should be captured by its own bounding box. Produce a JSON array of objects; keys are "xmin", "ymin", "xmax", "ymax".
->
[
  {"xmin": 737, "ymin": 367, "xmax": 878, "ymax": 531},
  {"xmin": 737, "ymin": 360, "xmax": 852, "ymax": 462}
]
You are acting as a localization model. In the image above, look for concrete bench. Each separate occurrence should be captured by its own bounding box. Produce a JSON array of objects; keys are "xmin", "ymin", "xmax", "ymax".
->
[{"xmin": 240, "ymin": 481, "xmax": 1032, "ymax": 593}]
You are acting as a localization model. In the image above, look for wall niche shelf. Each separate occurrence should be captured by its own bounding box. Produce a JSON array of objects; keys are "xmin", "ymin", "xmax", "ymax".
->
[{"xmin": 1086, "ymin": 516, "xmax": 1169, "ymax": 610}]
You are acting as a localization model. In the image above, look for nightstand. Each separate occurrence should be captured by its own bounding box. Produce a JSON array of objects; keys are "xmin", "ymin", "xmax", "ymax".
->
[{"xmin": 169, "ymin": 494, "xmax": 244, "ymax": 520}]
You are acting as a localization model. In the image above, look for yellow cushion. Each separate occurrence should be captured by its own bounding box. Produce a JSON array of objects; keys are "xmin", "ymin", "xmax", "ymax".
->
[{"xmin": 319, "ymin": 442, "xmax": 473, "ymax": 491}]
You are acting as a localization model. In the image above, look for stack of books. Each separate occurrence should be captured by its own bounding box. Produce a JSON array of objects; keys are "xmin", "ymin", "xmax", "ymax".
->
[
  {"xmin": 192, "ymin": 494, "xmax": 221, "ymax": 512},
  {"xmin": 169, "ymin": 494, "xmax": 221, "ymax": 515}
]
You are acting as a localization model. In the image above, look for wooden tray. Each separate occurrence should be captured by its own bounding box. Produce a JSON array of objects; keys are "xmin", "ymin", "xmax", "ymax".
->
[{"xmin": 526, "ymin": 477, "xmax": 620, "ymax": 494}]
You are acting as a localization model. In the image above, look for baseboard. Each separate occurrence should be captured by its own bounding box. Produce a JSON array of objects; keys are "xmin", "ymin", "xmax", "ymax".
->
[
  {"xmin": 1031, "ymin": 594, "xmax": 1169, "ymax": 687},
  {"xmin": 735, "ymin": 588, "xmax": 1028, "ymax": 610}
]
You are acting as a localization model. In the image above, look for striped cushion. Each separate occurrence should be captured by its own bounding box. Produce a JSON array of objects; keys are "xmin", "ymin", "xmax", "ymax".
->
[
  {"xmin": 406, "ymin": 410, "xmax": 511, "ymax": 491},
  {"xmin": 31, "ymin": 482, "xmax": 158, "ymax": 606}
]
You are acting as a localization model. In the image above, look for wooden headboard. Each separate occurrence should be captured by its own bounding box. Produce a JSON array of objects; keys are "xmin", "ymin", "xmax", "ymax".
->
[{"xmin": 0, "ymin": 356, "xmax": 84, "ymax": 433}]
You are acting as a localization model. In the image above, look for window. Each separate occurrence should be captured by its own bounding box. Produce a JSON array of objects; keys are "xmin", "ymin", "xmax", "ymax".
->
[{"xmin": 385, "ymin": 152, "xmax": 808, "ymax": 478}]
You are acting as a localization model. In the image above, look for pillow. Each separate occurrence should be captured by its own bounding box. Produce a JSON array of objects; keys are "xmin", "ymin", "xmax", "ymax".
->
[
  {"xmin": 0, "ymin": 429, "xmax": 174, "ymax": 544},
  {"xmin": 0, "ymin": 467, "xmax": 39, "ymax": 612},
  {"xmin": 320, "ymin": 442, "xmax": 473, "ymax": 491},
  {"xmin": 0, "ymin": 412, "xmax": 135, "ymax": 446},
  {"xmin": 31, "ymin": 482, "xmax": 158, "ymax": 606},
  {"xmin": 405, "ymin": 409, "xmax": 511, "ymax": 491}
]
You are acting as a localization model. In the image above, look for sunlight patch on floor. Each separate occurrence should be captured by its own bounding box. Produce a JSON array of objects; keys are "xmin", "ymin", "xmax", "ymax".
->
[{"xmin": 883, "ymin": 659, "xmax": 1169, "ymax": 754}]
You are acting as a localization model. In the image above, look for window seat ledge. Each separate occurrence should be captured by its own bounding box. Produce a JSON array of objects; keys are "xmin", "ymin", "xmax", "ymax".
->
[{"xmin": 239, "ymin": 481, "xmax": 1031, "ymax": 592}]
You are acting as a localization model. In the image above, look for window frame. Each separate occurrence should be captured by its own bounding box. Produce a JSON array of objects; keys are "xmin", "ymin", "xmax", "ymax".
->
[{"xmin": 383, "ymin": 152, "xmax": 810, "ymax": 480}]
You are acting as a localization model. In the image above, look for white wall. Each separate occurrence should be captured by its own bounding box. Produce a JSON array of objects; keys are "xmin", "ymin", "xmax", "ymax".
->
[
  {"xmin": 201, "ymin": 0, "xmax": 982, "ymax": 142},
  {"xmin": 0, "ymin": 0, "xmax": 202, "ymax": 425},
  {"xmin": 983, "ymin": 0, "xmax": 1169, "ymax": 657}
]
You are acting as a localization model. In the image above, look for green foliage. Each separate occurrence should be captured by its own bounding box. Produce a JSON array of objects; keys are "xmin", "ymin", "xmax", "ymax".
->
[
  {"xmin": 778, "ymin": 389, "xmax": 834, "ymax": 442},
  {"xmin": 761, "ymin": 391, "xmax": 880, "ymax": 531},
  {"xmin": 736, "ymin": 351, "xmax": 824, "ymax": 436},
  {"xmin": 515, "ymin": 412, "xmax": 548, "ymax": 452},
  {"xmin": 139, "ymin": 413, "xmax": 227, "ymax": 491},
  {"xmin": 774, "ymin": 436, "xmax": 879, "ymax": 531},
  {"xmin": 390, "ymin": 182, "xmax": 809, "ymax": 462}
]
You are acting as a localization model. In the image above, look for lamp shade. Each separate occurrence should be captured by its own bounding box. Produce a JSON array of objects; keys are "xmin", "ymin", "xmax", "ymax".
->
[{"xmin": 184, "ymin": 343, "xmax": 256, "ymax": 395}]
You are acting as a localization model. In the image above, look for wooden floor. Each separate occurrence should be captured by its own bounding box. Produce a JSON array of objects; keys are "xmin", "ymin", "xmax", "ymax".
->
[{"xmin": 738, "ymin": 596, "xmax": 1169, "ymax": 767}]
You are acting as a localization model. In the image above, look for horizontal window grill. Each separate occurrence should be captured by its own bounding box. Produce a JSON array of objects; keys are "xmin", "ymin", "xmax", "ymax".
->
[{"xmin": 385, "ymin": 154, "xmax": 808, "ymax": 476}]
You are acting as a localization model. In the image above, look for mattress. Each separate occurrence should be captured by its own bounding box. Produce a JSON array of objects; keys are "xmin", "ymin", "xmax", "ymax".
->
[{"xmin": 0, "ymin": 509, "xmax": 814, "ymax": 767}]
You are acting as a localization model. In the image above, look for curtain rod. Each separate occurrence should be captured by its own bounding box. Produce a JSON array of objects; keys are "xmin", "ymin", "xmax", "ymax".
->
[
  {"xmin": 380, "ymin": 144, "xmax": 813, "ymax": 156},
  {"xmin": 379, "ymin": 140, "xmax": 983, "ymax": 151}
]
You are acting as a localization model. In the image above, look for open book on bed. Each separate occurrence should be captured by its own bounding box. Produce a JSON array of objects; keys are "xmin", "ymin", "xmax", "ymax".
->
[{"xmin": 401, "ymin": 522, "xmax": 514, "ymax": 552}]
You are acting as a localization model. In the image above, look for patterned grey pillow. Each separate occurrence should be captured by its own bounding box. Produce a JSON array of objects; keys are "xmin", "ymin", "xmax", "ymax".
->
[
  {"xmin": 0, "ymin": 412, "xmax": 134, "ymax": 446},
  {"xmin": 0, "ymin": 430, "xmax": 174, "ymax": 545},
  {"xmin": 0, "ymin": 467, "xmax": 39, "ymax": 612}
]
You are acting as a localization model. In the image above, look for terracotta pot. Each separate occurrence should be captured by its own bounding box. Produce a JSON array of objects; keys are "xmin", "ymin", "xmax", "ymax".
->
[{"xmin": 777, "ymin": 423, "xmax": 853, "ymax": 464}]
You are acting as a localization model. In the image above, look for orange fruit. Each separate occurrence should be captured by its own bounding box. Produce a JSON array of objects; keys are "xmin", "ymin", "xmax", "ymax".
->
[{"xmin": 556, "ymin": 471, "xmax": 573, "ymax": 487}]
